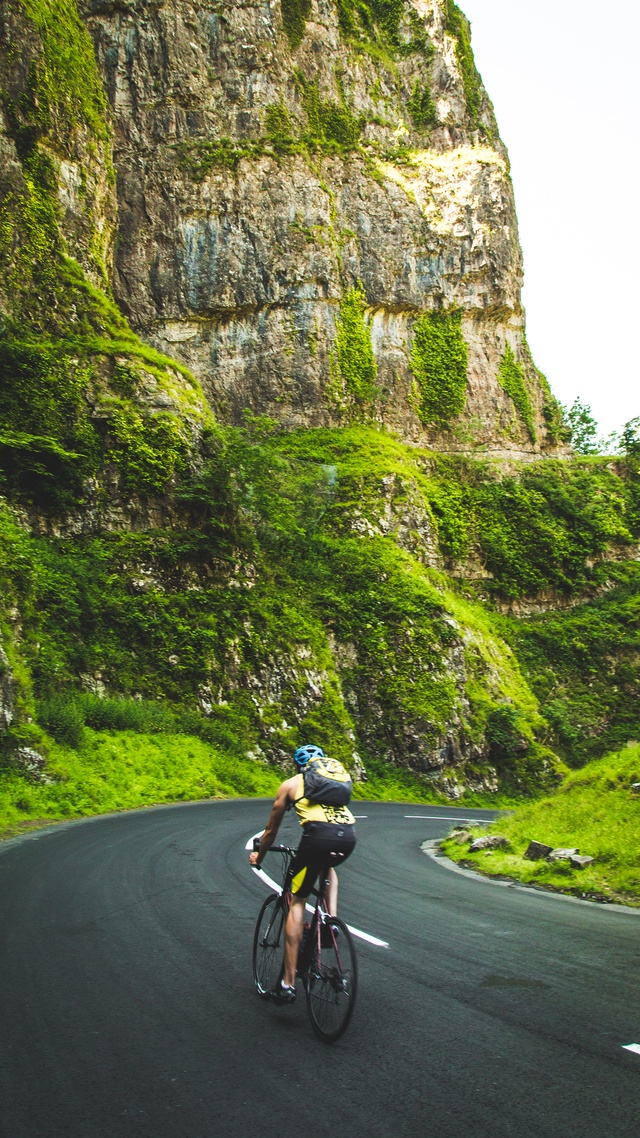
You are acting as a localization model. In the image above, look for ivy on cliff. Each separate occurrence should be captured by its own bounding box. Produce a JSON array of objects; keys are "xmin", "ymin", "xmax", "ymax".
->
[
  {"xmin": 409, "ymin": 310, "xmax": 468, "ymax": 429},
  {"xmin": 443, "ymin": 0, "xmax": 484, "ymax": 128},
  {"xmin": 497, "ymin": 345, "xmax": 536, "ymax": 442},
  {"xmin": 407, "ymin": 80, "xmax": 437, "ymax": 131},
  {"xmin": 336, "ymin": 0, "xmax": 433, "ymax": 64},
  {"xmin": 12, "ymin": 0, "xmax": 109, "ymax": 149},
  {"xmin": 281, "ymin": 0, "xmax": 312, "ymax": 49},
  {"xmin": 328, "ymin": 286, "xmax": 379, "ymax": 419},
  {"xmin": 296, "ymin": 73, "xmax": 363, "ymax": 151},
  {"xmin": 500, "ymin": 563, "xmax": 640, "ymax": 767}
]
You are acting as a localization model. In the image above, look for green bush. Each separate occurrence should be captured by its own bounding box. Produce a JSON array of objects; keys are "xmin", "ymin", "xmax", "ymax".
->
[
  {"xmin": 408, "ymin": 80, "xmax": 437, "ymax": 130},
  {"xmin": 37, "ymin": 696, "xmax": 84, "ymax": 748},
  {"xmin": 296, "ymin": 75, "xmax": 362, "ymax": 151}
]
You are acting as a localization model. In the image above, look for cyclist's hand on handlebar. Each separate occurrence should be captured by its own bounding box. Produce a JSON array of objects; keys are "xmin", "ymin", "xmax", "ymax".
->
[{"xmin": 249, "ymin": 851, "xmax": 260, "ymax": 866}]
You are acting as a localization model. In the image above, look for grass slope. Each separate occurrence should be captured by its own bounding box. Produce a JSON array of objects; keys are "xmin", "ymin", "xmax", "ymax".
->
[
  {"xmin": 441, "ymin": 744, "xmax": 640, "ymax": 906},
  {"xmin": 0, "ymin": 729, "xmax": 282, "ymax": 837}
]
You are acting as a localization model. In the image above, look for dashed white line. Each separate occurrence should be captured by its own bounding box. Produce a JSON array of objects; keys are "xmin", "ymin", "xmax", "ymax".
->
[
  {"xmin": 623, "ymin": 1043, "xmax": 640, "ymax": 1055},
  {"xmin": 404, "ymin": 815, "xmax": 491, "ymax": 823},
  {"xmin": 245, "ymin": 831, "xmax": 389, "ymax": 949}
]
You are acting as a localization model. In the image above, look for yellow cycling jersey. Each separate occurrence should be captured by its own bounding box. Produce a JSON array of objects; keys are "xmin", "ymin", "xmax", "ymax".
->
[{"xmin": 293, "ymin": 773, "xmax": 356, "ymax": 827}]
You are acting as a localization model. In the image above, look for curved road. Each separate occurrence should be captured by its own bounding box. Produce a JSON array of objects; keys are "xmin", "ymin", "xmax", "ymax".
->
[{"xmin": 0, "ymin": 800, "xmax": 638, "ymax": 1138}]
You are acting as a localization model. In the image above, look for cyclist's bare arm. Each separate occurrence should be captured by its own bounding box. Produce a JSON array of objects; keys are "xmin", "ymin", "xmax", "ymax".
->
[{"xmin": 248, "ymin": 777, "xmax": 297, "ymax": 867}]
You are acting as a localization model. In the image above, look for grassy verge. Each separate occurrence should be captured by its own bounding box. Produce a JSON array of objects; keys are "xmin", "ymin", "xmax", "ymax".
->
[
  {"xmin": 0, "ymin": 729, "xmax": 283, "ymax": 838},
  {"xmin": 0, "ymin": 727, "xmax": 453, "ymax": 839},
  {"xmin": 440, "ymin": 744, "xmax": 640, "ymax": 906}
]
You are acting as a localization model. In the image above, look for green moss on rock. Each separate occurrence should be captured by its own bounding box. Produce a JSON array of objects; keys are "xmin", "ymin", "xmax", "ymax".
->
[
  {"xmin": 0, "ymin": 1, "xmax": 213, "ymax": 511},
  {"xmin": 497, "ymin": 345, "xmax": 536, "ymax": 442},
  {"xmin": 336, "ymin": 0, "xmax": 432, "ymax": 62},
  {"xmin": 443, "ymin": 0, "xmax": 483, "ymax": 127},
  {"xmin": 409, "ymin": 310, "xmax": 468, "ymax": 429},
  {"xmin": 329, "ymin": 286, "xmax": 379, "ymax": 418},
  {"xmin": 296, "ymin": 74, "xmax": 363, "ymax": 151},
  {"xmin": 281, "ymin": 0, "xmax": 312, "ymax": 49},
  {"xmin": 408, "ymin": 79, "xmax": 437, "ymax": 131}
]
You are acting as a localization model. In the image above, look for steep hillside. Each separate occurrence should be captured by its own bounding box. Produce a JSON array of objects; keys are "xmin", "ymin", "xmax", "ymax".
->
[{"xmin": 0, "ymin": 0, "xmax": 638, "ymax": 812}]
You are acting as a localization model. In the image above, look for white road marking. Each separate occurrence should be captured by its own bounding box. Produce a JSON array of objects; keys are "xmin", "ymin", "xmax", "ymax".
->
[
  {"xmin": 245, "ymin": 831, "xmax": 390, "ymax": 949},
  {"xmin": 353, "ymin": 815, "xmax": 368, "ymax": 818},
  {"xmin": 404, "ymin": 815, "xmax": 491, "ymax": 823},
  {"xmin": 623, "ymin": 1044, "xmax": 640, "ymax": 1055}
]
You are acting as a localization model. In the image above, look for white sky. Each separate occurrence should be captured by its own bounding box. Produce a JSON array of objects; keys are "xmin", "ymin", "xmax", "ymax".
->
[{"xmin": 458, "ymin": 0, "xmax": 640, "ymax": 436}]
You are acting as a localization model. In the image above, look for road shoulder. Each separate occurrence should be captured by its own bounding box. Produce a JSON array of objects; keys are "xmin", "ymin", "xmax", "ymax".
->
[{"xmin": 421, "ymin": 839, "xmax": 640, "ymax": 916}]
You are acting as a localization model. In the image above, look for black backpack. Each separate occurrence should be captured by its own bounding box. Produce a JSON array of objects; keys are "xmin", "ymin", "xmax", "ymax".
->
[{"xmin": 303, "ymin": 757, "xmax": 353, "ymax": 806}]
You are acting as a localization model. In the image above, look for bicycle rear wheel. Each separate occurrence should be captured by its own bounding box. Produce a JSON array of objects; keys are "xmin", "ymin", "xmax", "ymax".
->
[
  {"xmin": 305, "ymin": 916, "xmax": 357, "ymax": 1042},
  {"xmin": 252, "ymin": 893, "xmax": 286, "ymax": 997}
]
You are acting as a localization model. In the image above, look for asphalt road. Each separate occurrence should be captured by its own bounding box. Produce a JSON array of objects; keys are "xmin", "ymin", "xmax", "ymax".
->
[{"xmin": 0, "ymin": 800, "xmax": 638, "ymax": 1138}]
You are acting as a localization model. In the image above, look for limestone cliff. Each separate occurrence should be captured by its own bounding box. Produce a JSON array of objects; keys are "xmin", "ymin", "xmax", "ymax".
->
[
  {"xmin": 4, "ymin": 0, "xmax": 635, "ymax": 809},
  {"xmin": 78, "ymin": 0, "xmax": 562, "ymax": 454}
]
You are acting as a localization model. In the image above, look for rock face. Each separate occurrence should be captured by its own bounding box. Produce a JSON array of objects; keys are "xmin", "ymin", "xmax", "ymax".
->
[
  {"xmin": 0, "ymin": 639, "xmax": 14, "ymax": 735},
  {"xmin": 81, "ymin": 0, "xmax": 562, "ymax": 453}
]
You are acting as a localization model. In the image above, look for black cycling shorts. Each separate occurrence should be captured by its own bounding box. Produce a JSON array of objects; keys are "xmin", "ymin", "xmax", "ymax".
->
[{"xmin": 287, "ymin": 822, "xmax": 356, "ymax": 898}]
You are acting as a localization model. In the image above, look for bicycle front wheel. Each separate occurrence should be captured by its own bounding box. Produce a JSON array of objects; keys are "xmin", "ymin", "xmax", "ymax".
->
[
  {"xmin": 305, "ymin": 916, "xmax": 357, "ymax": 1042},
  {"xmin": 252, "ymin": 893, "xmax": 286, "ymax": 997}
]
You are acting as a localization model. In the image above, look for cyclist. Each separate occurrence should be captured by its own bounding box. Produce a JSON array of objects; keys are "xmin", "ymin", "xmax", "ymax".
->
[{"xmin": 248, "ymin": 744, "xmax": 356, "ymax": 1004}]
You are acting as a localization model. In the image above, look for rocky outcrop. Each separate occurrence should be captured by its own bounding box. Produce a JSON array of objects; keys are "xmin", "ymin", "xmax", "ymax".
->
[{"xmin": 80, "ymin": 0, "xmax": 564, "ymax": 454}]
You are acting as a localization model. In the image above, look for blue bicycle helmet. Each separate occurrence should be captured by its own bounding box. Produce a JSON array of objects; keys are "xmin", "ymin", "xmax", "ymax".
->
[{"xmin": 293, "ymin": 744, "xmax": 324, "ymax": 769}]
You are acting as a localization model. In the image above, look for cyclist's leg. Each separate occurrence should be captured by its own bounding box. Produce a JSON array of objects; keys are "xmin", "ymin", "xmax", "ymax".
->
[
  {"xmin": 281, "ymin": 842, "xmax": 319, "ymax": 987},
  {"xmin": 283, "ymin": 893, "xmax": 306, "ymax": 987},
  {"xmin": 321, "ymin": 841, "xmax": 357, "ymax": 915},
  {"xmin": 324, "ymin": 866, "xmax": 338, "ymax": 916}
]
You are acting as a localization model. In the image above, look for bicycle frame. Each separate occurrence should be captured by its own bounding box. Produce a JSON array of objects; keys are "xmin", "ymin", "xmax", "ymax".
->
[{"xmin": 257, "ymin": 845, "xmax": 346, "ymax": 981}]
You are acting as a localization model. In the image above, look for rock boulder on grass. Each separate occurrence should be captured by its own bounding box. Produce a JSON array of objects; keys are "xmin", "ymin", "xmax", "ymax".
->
[
  {"xmin": 524, "ymin": 840, "xmax": 554, "ymax": 860},
  {"xmin": 469, "ymin": 835, "xmax": 511, "ymax": 852},
  {"xmin": 547, "ymin": 847, "xmax": 580, "ymax": 862}
]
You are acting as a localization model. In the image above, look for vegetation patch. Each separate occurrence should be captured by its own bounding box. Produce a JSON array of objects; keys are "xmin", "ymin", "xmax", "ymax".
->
[
  {"xmin": 177, "ymin": 82, "xmax": 363, "ymax": 168},
  {"xmin": 281, "ymin": 0, "xmax": 312, "ymax": 50},
  {"xmin": 409, "ymin": 310, "xmax": 468, "ymax": 429},
  {"xmin": 441, "ymin": 743, "xmax": 640, "ymax": 905},
  {"xmin": 499, "ymin": 563, "xmax": 640, "ymax": 767},
  {"xmin": 264, "ymin": 102, "xmax": 302, "ymax": 154},
  {"xmin": 425, "ymin": 454, "xmax": 636, "ymax": 598},
  {"xmin": 14, "ymin": 0, "xmax": 109, "ymax": 147},
  {"xmin": 296, "ymin": 74, "xmax": 363, "ymax": 152},
  {"xmin": 407, "ymin": 80, "xmax": 437, "ymax": 131},
  {"xmin": 497, "ymin": 345, "xmax": 536, "ymax": 442},
  {"xmin": 329, "ymin": 286, "xmax": 379, "ymax": 418},
  {"xmin": 336, "ymin": 0, "xmax": 433, "ymax": 65},
  {"xmin": 443, "ymin": 0, "xmax": 483, "ymax": 127},
  {"xmin": 0, "ymin": 4, "xmax": 212, "ymax": 510}
]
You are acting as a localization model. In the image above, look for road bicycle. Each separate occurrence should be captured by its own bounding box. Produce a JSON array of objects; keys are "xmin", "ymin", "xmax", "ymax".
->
[{"xmin": 251, "ymin": 844, "xmax": 358, "ymax": 1043}]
